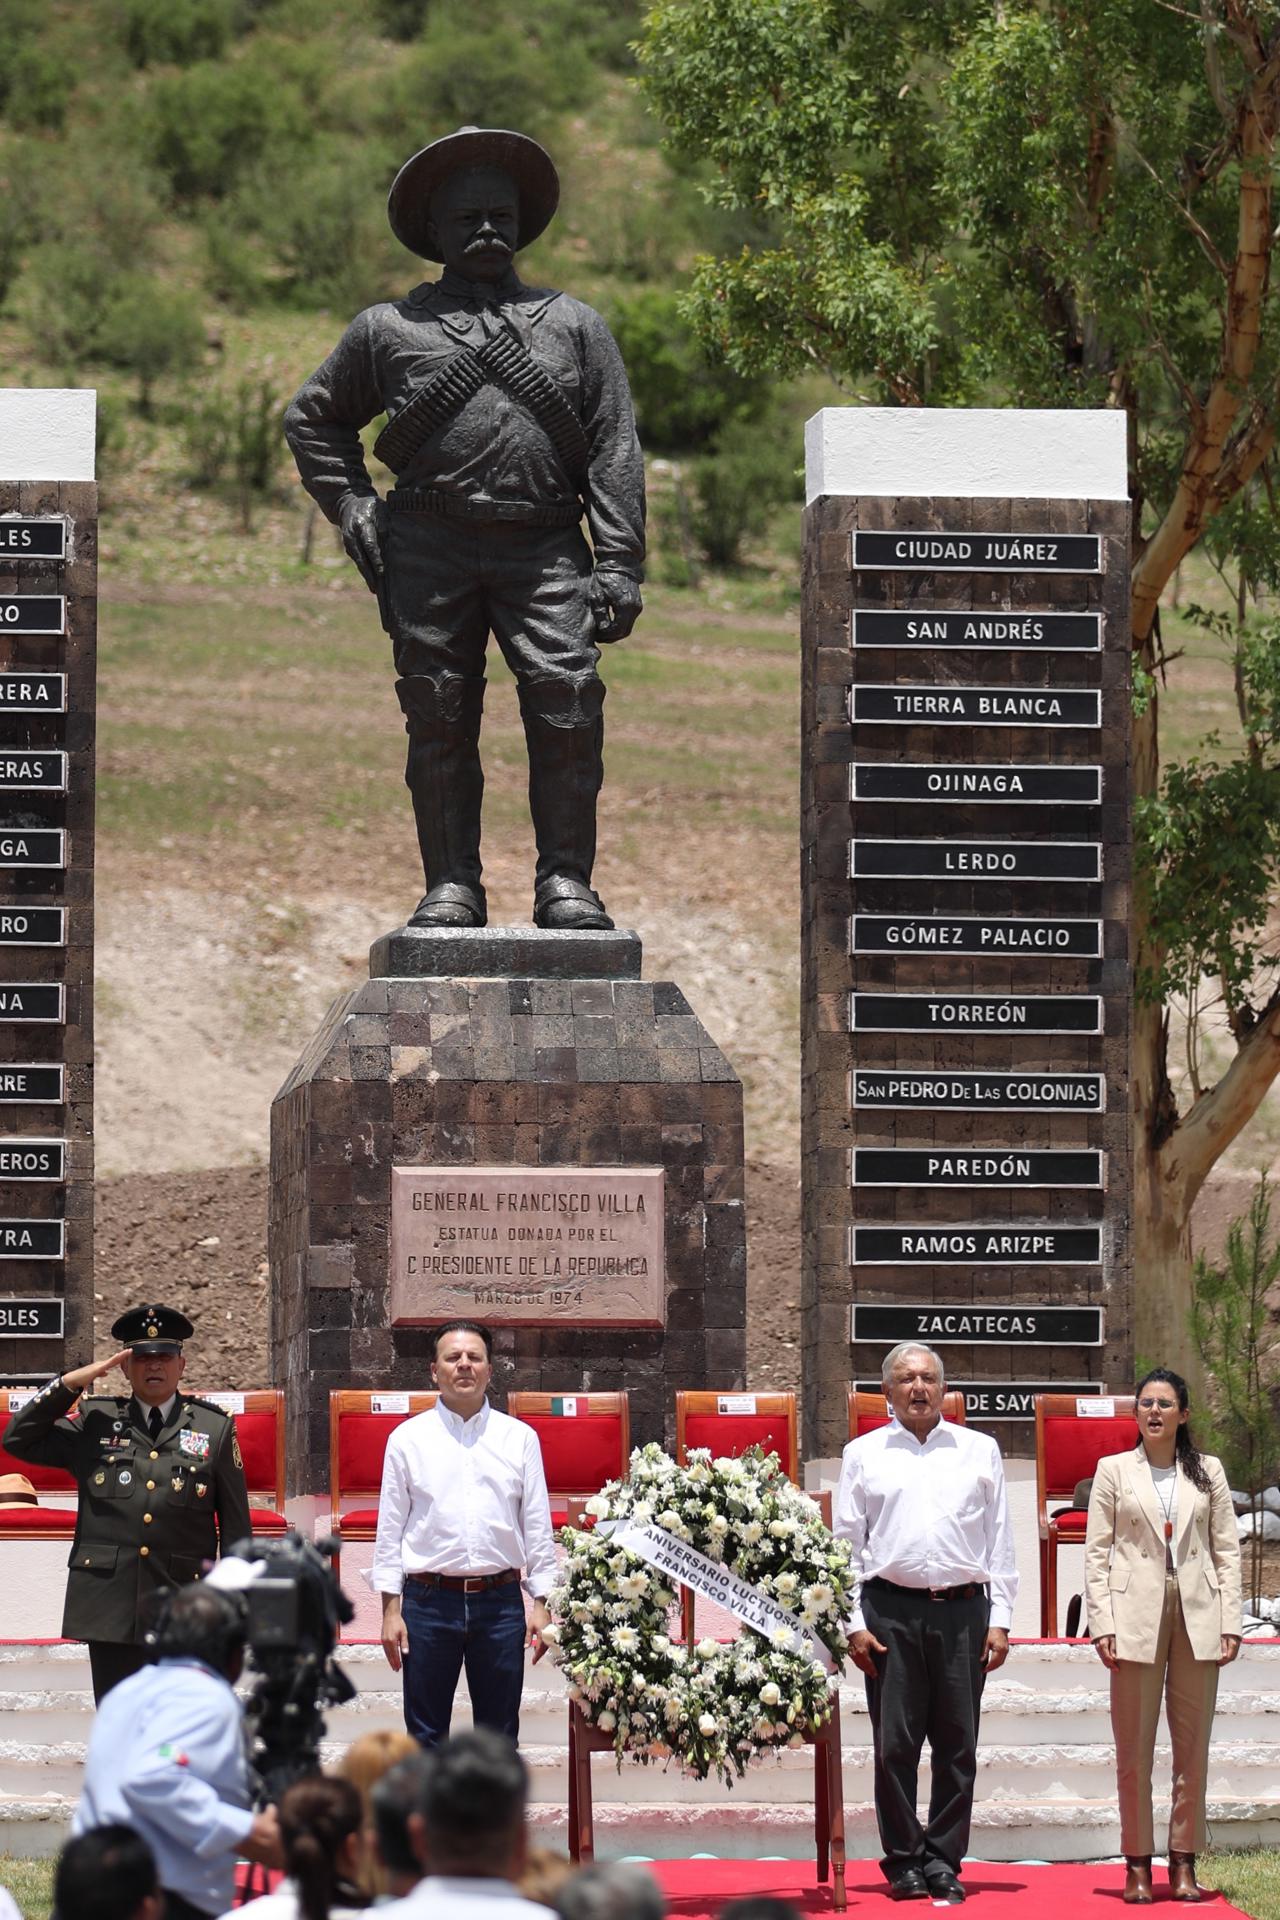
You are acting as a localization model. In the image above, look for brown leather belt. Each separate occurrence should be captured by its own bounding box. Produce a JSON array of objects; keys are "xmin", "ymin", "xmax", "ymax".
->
[
  {"xmin": 407, "ymin": 1568, "xmax": 522, "ymax": 1593},
  {"xmin": 867, "ymin": 1577, "xmax": 986, "ymax": 1604}
]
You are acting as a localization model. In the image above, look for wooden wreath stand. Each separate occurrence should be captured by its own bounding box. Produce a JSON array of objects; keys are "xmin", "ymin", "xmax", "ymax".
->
[{"xmin": 567, "ymin": 1693, "xmax": 847, "ymax": 1911}]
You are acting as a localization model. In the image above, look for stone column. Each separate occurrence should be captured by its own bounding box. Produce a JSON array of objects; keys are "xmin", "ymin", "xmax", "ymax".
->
[
  {"xmin": 270, "ymin": 927, "xmax": 746, "ymax": 1494},
  {"xmin": 0, "ymin": 391, "xmax": 97, "ymax": 1385},
  {"xmin": 802, "ymin": 409, "xmax": 1132, "ymax": 1458}
]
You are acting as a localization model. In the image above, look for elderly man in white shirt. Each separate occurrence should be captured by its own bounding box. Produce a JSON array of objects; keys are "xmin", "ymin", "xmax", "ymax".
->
[
  {"xmin": 373, "ymin": 1319, "xmax": 557, "ymax": 1747},
  {"xmin": 835, "ymin": 1341, "xmax": 1018, "ymax": 1905}
]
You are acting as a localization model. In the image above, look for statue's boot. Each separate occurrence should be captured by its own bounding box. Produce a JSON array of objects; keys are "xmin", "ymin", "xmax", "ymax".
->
[
  {"xmin": 396, "ymin": 671, "xmax": 487, "ymax": 928},
  {"xmin": 520, "ymin": 671, "xmax": 613, "ymax": 931}
]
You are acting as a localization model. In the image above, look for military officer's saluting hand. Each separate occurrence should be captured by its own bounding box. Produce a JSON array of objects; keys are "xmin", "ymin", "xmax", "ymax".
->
[{"xmin": 2, "ymin": 1303, "xmax": 252, "ymax": 1702}]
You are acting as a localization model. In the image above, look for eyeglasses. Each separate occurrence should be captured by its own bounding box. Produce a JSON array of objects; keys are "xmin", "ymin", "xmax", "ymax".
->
[{"xmin": 1137, "ymin": 1398, "xmax": 1179, "ymax": 1411}]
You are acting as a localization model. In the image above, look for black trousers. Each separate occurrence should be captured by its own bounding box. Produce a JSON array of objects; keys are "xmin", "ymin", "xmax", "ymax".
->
[
  {"xmin": 862, "ymin": 1581, "xmax": 989, "ymax": 1881},
  {"xmin": 88, "ymin": 1639, "xmax": 152, "ymax": 1704}
]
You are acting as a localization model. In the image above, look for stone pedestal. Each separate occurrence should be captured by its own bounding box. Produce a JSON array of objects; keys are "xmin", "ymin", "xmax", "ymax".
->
[{"xmin": 269, "ymin": 926, "xmax": 746, "ymax": 1495}]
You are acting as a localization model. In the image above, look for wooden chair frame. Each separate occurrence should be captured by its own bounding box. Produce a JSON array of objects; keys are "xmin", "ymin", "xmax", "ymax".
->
[
  {"xmin": 568, "ymin": 1696, "xmax": 846, "ymax": 1910},
  {"xmin": 1036, "ymin": 1391, "xmax": 1137, "ymax": 1635},
  {"xmin": 192, "ymin": 1388, "xmax": 287, "ymax": 1533},
  {"xmin": 847, "ymin": 1388, "xmax": 967, "ymax": 1439},
  {"xmin": 327, "ymin": 1389, "xmax": 438, "ymax": 1577},
  {"xmin": 675, "ymin": 1391, "xmax": 798, "ymax": 1646},
  {"xmin": 506, "ymin": 1390, "xmax": 631, "ymax": 1515}
]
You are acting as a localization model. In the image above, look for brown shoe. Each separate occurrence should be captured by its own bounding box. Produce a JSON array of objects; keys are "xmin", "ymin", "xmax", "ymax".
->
[
  {"xmin": 1123, "ymin": 1858, "xmax": 1154, "ymax": 1904},
  {"xmin": 1168, "ymin": 1853, "xmax": 1211, "ymax": 1901}
]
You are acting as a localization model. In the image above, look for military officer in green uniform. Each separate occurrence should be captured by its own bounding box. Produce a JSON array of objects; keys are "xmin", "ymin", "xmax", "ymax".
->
[{"xmin": 2, "ymin": 1304, "xmax": 252, "ymax": 1703}]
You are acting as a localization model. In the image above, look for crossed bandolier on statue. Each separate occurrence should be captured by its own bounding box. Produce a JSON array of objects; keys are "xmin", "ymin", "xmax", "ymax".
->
[{"xmin": 285, "ymin": 125, "xmax": 647, "ymax": 934}]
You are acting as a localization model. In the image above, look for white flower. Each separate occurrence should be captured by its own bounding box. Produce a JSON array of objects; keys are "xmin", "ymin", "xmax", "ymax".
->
[
  {"xmin": 769, "ymin": 1519, "xmax": 794, "ymax": 1539},
  {"xmin": 708, "ymin": 1514, "xmax": 730, "ymax": 1536},
  {"xmin": 698, "ymin": 1712, "xmax": 718, "ymax": 1736},
  {"xmin": 754, "ymin": 1717, "xmax": 773, "ymax": 1738},
  {"xmin": 538, "ymin": 1622, "xmax": 561, "ymax": 1646},
  {"xmin": 657, "ymin": 1509, "xmax": 682, "ymax": 1531},
  {"xmin": 696, "ymin": 1637, "xmax": 717, "ymax": 1659},
  {"xmin": 802, "ymin": 1583, "xmax": 835, "ymax": 1614},
  {"xmin": 760, "ymin": 1682, "xmax": 782, "ymax": 1707},
  {"xmin": 584, "ymin": 1494, "xmax": 610, "ymax": 1519},
  {"xmin": 614, "ymin": 1626, "xmax": 640, "ymax": 1654},
  {"xmin": 771, "ymin": 1626, "xmax": 795, "ymax": 1649},
  {"xmin": 617, "ymin": 1573, "xmax": 650, "ymax": 1601},
  {"xmin": 651, "ymin": 1634, "xmax": 670, "ymax": 1654},
  {"xmin": 598, "ymin": 1709, "xmax": 617, "ymax": 1731},
  {"xmin": 741, "ymin": 1521, "xmax": 764, "ymax": 1545},
  {"xmin": 776, "ymin": 1572, "xmax": 799, "ymax": 1596}
]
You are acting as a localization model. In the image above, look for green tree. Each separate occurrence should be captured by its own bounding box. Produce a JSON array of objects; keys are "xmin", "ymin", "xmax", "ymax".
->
[
  {"xmin": 145, "ymin": 59, "xmax": 311, "ymax": 200},
  {"xmin": 609, "ymin": 288, "xmax": 770, "ymax": 452},
  {"xmin": 97, "ymin": 275, "xmax": 205, "ymax": 415},
  {"xmin": 1190, "ymin": 1178, "xmax": 1280, "ymax": 1612},
  {"xmin": 119, "ymin": 0, "xmax": 245, "ymax": 67},
  {"xmin": 639, "ymin": 0, "xmax": 1280, "ymax": 1372}
]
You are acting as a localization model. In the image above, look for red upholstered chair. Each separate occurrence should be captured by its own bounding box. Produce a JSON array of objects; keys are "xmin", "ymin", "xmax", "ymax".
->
[
  {"xmin": 674, "ymin": 1391, "xmax": 798, "ymax": 1645},
  {"xmin": 328, "ymin": 1389, "xmax": 438, "ymax": 1579},
  {"xmin": 507, "ymin": 1392, "xmax": 630, "ymax": 1530},
  {"xmin": 675, "ymin": 1390, "xmax": 799, "ymax": 1481},
  {"xmin": 847, "ymin": 1387, "xmax": 967, "ymax": 1440},
  {"xmin": 195, "ymin": 1390, "xmax": 288, "ymax": 1537},
  {"xmin": 1036, "ymin": 1392, "xmax": 1137, "ymax": 1635},
  {"xmin": 0, "ymin": 1388, "xmax": 79, "ymax": 1539}
]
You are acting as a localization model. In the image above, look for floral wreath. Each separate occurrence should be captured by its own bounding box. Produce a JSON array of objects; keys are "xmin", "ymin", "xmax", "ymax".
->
[{"xmin": 545, "ymin": 1443, "xmax": 856, "ymax": 1785}]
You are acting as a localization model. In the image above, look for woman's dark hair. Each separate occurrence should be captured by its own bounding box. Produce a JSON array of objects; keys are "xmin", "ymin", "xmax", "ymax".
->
[
  {"xmin": 1135, "ymin": 1367, "xmax": 1211, "ymax": 1494},
  {"xmin": 279, "ymin": 1774, "xmax": 369, "ymax": 1920}
]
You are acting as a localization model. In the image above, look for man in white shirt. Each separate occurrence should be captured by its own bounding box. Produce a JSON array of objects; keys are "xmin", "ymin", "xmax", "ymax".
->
[
  {"xmin": 384, "ymin": 1727, "xmax": 552, "ymax": 1917},
  {"xmin": 373, "ymin": 1319, "xmax": 557, "ymax": 1746},
  {"xmin": 835, "ymin": 1342, "xmax": 1017, "ymax": 1905}
]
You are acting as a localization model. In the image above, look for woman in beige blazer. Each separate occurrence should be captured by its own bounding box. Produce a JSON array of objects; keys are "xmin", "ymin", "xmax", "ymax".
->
[{"xmin": 1085, "ymin": 1367, "xmax": 1242, "ymax": 1904}]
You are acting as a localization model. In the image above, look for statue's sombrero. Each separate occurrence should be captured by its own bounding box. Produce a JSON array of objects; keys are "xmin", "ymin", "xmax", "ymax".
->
[{"xmin": 388, "ymin": 125, "xmax": 560, "ymax": 263}]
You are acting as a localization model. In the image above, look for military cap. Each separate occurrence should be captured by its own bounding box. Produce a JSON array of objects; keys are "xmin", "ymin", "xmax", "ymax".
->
[
  {"xmin": 388, "ymin": 125, "xmax": 560, "ymax": 263},
  {"xmin": 111, "ymin": 1303, "xmax": 194, "ymax": 1355}
]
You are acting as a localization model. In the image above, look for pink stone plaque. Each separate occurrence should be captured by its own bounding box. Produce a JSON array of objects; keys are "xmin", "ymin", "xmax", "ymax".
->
[{"xmin": 389, "ymin": 1165, "xmax": 666, "ymax": 1328}]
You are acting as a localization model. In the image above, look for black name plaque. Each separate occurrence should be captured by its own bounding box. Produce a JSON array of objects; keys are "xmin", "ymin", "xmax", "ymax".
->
[
  {"xmin": 0, "ymin": 1065, "xmax": 64, "ymax": 1104},
  {"xmin": 0, "ymin": 672, "xmax": 67, "ymax": 713},
  {"xmin": 0, "ymin": 752, "xmax": 66, "ymax": 793},
  {"xmin": 850, "ymin": 993, "xmax": 1103, "ymax": 1034},
  {"xmin": 851, "ymin": 762, "xmax": 1102, "ymax": 805},
  {"xmin": 0, "ymin": 1138, "xmax": 64, "ymax": 1180},
  {"xmin": 0, "ymin": 519, "xmax": 65, "ymax": 559},
  {"xmin": 853, "ymin": 1148, "xmax": 1103, "ymax": 1188},
  {"xmin": 0, "ymin": 830, "xmax": 65, "ymax": 869},
  {"xmin": 850, "ymin": 685, "xmax": 1102, "ymax": 727},
  {"xmin": 0, "ymin": 1296, "xmax": 64, "ymax": 1337},
  {"xmin": 853, "ymin": 610, "xmax": 1100, "ymax": 651},
  {"xmin": 0, "ymin": 597, "xmax": 65, "ymax": 635},
  {"xmin": 851, "ymin": 915, "xmax": 1101, "ymax": 956},
  {"xmin": 0, "ymin": 907, "xmax": 65, "ymax": 947},
  {"xmin": 852, "ymin": 531, "xmax": 1102, "ymax": 573},
  {"xmin": 0, "ymin": 985, "xmax": 64, "ymax": 1023},
  {"xmin": 850, "ymin": 839, "xmax": 1101, "ymax": 882},
  {"xmin": 850, "ymin": 1070, "xmax": 1104, "ymax": 1113},
  {"xmin": 850, "ymin": 1301, "xmax": 1105, "ymax": 1346},
  {"xmin": 855, "ymin": 1378, "xmax": 1104, "ymax": 1420},
  {"xmin": 0, "ymin": 1219, "xmax": 64, "ymax": 1259},
  {"xmin": 850, "ymin": 1223, "xmax": 1102, "ymax": 1265}
]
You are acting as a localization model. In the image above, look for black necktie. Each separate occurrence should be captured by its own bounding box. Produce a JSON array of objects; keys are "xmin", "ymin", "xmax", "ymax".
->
[{"xmin": 148, "ymin": 1407, "xmax": 163, "ymax": 1440}]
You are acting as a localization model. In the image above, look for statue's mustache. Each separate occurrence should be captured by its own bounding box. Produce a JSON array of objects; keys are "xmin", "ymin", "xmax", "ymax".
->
[{"xmin": 465, "ymin": 234, "xmax": 512, "ymax": 256}]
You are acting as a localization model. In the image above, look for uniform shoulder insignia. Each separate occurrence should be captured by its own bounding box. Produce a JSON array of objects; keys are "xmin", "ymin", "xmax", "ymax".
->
[{"xmin": 182, "ymin": 1395, "xmax": 231, "ymax": 1419}]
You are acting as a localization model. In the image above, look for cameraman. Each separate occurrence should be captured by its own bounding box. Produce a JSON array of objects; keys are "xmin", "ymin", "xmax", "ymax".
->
[{"xmin": 73, "ymin": 1583, "xmax": 283, "ymax": 1920}]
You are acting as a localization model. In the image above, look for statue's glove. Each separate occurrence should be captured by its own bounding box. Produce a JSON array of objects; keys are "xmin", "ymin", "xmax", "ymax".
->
[
  {"xmin": 338, "ymin": 494, "xmax": 387, "ymax": 595},
  {"xmin": 589, "ymin": 568, "xmax": 643, "ymax": 643}
]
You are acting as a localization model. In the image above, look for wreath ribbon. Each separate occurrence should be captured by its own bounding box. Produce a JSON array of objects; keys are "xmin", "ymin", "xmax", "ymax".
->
[{"xmin": 607, "ymin": 1519, "xmax": 837, "ymax": 1673}]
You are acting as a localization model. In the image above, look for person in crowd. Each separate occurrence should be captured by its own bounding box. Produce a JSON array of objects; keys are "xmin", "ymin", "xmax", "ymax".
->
[
  {"xmin": 372, "ymin": 1320, "xmax": 556, "ymax": 1746},
  {"xmin": 218, "ymin": 1775, "xmax": 371, "ymax": 1920},
  {"xmin": 2, "ymin": 1303, "xmax": 252, "ymax": 1702},
  {"xmin": 835, "ymin": 1342, "xmax": 1017, "ymax": 1904},
  {"xmin": 370, "ymin": 1752, "xmax": 434, "ymax": 1905},
  {"xmin": 335, "ymin": 1730, "xmax": 420, "ymax": 1902},
  {"xmin": 518, "ymin": 1850, "xmax": 577, "ymax": 1908},
  {"xmin": 383, "ymin": 1727, "xmax": 554, "ymax": 1917},
  {"xmin": 552, "ymin": 1863, "xmax": 664, "ymax": 1920},
  {"xmin": 1085, "ymin": 1366, "xmax": 1243, "ymax": 1905},
  {"xmin": 72, "ymin": 1583, "xmax": 281, "ymax": 1919},
  {"xmin": 51, "ymin": 1825, "xmax": 162, "ymax": 1920}
]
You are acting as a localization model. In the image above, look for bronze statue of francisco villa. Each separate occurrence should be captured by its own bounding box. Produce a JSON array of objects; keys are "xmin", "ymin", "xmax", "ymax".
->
[{"xmin": 286, "ymin": 127, "xmax": 646, "ymax": 931}]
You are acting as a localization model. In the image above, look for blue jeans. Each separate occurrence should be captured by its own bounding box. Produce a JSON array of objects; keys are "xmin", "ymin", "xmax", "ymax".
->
[{"xmin": 400, "ymin": 1579, "xmax": 527, "ymax": 1749}]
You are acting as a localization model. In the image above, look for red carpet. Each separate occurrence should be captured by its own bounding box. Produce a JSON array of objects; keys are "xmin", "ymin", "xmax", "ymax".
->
[{"xmin": 646, "ymin": 1859, "xmax": 1250, "ymax": 1917}]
